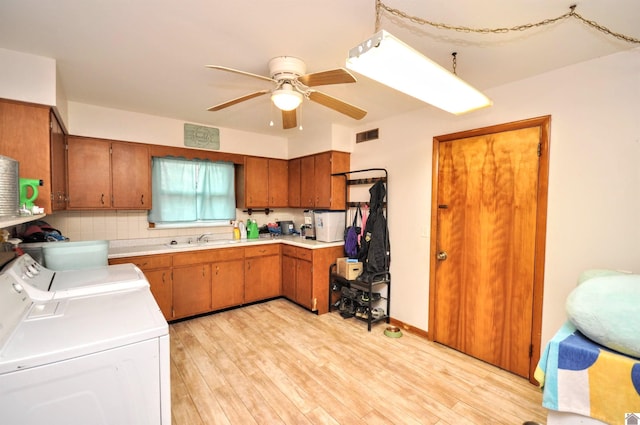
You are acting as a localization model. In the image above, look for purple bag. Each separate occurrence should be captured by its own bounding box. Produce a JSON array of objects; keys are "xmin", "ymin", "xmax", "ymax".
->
[{"xmin": 344, "ymin": 206, "xmax": 362, "ymax": 258}]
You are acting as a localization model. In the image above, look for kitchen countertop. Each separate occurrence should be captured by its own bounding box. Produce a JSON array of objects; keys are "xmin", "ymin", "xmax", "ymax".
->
[{"xmin": 108, "ymin": 235, "xmax": 344, "ymax": 259}]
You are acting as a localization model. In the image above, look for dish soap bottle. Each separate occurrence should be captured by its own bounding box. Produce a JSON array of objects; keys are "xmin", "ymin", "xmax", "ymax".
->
[
  {"xmin": 238, "ymin": 220, "xmax": 247, "ymax": 240},
  {"xmin": 233, "ymin": 221, "xmax": 241, "ymax": 240}
]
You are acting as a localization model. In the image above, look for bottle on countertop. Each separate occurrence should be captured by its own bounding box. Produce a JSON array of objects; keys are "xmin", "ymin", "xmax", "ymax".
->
[
  {"xmin": 238, "ymin": 220, "xmax": 247, "ymax": 240},
  {"xmin": 233, "ymin": 221, "xmax": 241, "ymax": 240}
]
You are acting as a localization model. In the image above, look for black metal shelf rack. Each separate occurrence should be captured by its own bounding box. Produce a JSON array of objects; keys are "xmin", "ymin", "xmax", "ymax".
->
[
  {"xmin": 328, "ymin": 266, "xmax": 390, "ymax": 331},
  {"xmin": 328, "ymin": 168, "xmax": 390, "ymax": 331}
]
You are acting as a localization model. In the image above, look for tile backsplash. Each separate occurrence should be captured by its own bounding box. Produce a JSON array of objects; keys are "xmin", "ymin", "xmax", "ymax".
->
[{"xmin": 44, "ymin": 209, "xmax": 304, "ymax": 242}]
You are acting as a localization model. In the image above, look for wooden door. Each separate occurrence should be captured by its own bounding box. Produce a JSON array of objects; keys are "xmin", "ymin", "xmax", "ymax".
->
[
  {"xmin": 295, "ymin": 258, "xmax": 313, "ymax": 309},
  {"xmin": 314, "ymin": 152, "xmax": 332, "ymax": 208},
  {"xmin": 300, "ymin": 155, "xmax": 315, "ymax": 207},
  {"xmin": 0, "ymin": 100, "xmax": 52, "ymax": 213},
  {"xmin": 244, "ymin": 156, "xmax": 269, "ymax": 207},
  {"xmin": 245, "ymin": 245, "xmax": 281, "ymax": 303},
  {"xmin": 281, "ymin": 252, "xmax": 297, "ymax": 300},
  {"xmin": 173, "ymin": 264, "xmax": 212, "ymax": 319},
  {"xmin": 67, "ymin": 136, "xmax": 111, "ymax": 209},
  {"xmin": 244, "ymin": 254, "xmax": 281, "ymax": 302},
  {"xmin": 111, "ymin": 142, "xmax": 150, "ymax": 209},
  {"xmin": 429, "ymin": 116, "xmax": 550, "ymax": 381},
  {"xmin": 268, "ymin": 159, "xmax": 288, "ymax": 207},
  {"xmin": 49, "ymin": 111, "xmax": 67, "ymax": 211},
  {"xmin": 211, "ymin": 259, "xmax": 245, "ymax": 310},
  {"xmin": 145, "ymin": 268, "xmax": 173, "ymax": 321},
  {"xmin": 288, "ymin": 158, "xmax": 301, "ymax": 207}
]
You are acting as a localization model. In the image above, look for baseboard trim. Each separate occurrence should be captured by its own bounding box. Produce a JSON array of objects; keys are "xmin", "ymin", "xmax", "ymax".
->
[{"xmin": 389, "ymin": 317, "xmax": 429, "ymax": 339}]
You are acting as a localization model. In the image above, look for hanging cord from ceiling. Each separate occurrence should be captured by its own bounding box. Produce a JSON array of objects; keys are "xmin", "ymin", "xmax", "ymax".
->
[{"xmin": 375, "ymin": 1, "xmax": 640, "ymax": 45}]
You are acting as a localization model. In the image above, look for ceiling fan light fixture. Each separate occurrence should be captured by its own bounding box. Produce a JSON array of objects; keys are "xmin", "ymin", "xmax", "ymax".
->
[
  {"xmin": 346, "ymin": 30, "xmax": 492, "ymax": 115},
  {"xmin": 271, "ymin": 83, "xmax": 303, "ymax": 111}
]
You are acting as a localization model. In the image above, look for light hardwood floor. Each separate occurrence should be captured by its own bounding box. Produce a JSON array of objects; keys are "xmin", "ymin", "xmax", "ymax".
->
[{"xmin": 170, "ymin": 298, "xmax": 548, "ymax": 425}]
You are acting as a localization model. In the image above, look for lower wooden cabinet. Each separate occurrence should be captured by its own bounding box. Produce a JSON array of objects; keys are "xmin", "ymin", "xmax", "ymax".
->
[
  {"xmin": 244, "ymin": 244, "xmax": 281, "ymax": 303},
  {"xmin": 173, "ymin": 264, "xmax": 212, "ymax": 319},
  {"xmin": 282, "ymin": 245, "xmax": 313, "ymax": 309},
  {"xmin": 110, "ymin": 242, "xmax": 341, "ymax": 321},
  {"xmin": 282, "ymin": 244, "xmax": 344, "ymax": 313},
  {"xmin": 211, "ymin": 247, "xmax": 245, "ymax": 310},
  {"xmin": 144, "ymin": 269, "xmax": 173, "ymax": 320}
]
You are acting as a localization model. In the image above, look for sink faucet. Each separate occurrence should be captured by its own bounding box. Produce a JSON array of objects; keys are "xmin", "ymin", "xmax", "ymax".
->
[{"xmin": 197, "ymin": 233, "xmax": 213, "ymax": 243}]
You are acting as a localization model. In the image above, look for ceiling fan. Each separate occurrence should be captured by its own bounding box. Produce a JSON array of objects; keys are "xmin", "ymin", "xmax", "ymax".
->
[{"xmin": 206, "ymin": 56, "xmax": 367, "ymax": 129}]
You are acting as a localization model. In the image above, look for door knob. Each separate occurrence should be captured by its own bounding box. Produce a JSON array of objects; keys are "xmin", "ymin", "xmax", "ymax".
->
[{"xmin": 437, "ymin": 251, "xmax": 448, "ymax": 261}]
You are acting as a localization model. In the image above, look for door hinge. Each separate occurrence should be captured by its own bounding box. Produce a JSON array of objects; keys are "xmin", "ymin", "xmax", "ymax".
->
[{"xmin": 537, "ymin": 143, "xmax": 542, "ymax": 157}]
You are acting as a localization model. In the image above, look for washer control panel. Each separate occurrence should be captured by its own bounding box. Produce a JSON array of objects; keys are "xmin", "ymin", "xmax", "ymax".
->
[{"xmin": 1, "ymin": 254, "xmax": 56, "ymax": 301}]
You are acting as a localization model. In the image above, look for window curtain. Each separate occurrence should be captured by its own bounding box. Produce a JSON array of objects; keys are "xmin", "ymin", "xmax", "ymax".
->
[
  {"xmin": 148, "ymin": 157, "xmax": 235, "ymax": 223},
  {"xmin": 196, "ymin": 160, "xmax": 235, "ymax": 220}
]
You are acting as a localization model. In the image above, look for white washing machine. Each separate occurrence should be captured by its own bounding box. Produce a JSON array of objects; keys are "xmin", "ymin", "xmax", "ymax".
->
[
  {"xmin": 2, "ymin": 253, "xmax": 150, "ymax": 300},
  {"xmin": 0, "ymin": 254, "xmax": 170, "ymax": 425}
]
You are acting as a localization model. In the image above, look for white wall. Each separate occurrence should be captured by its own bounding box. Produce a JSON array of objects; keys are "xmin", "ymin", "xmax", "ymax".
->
[
  {"xmin": 350, "ymin": 47, "xmax": 640, "ymax": 347},
  {"xmin": 0, "ymin": 48, "xmax": 57, "ymax": 107},
  {"xmin": 68, "ymin": 102, "xmax": 289, "ymax": 158}
]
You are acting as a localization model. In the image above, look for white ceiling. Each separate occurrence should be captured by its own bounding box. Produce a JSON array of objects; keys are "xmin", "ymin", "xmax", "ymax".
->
[{"xmin": 1, "ymin": 0, "xmax": 638, "ymax": 137}]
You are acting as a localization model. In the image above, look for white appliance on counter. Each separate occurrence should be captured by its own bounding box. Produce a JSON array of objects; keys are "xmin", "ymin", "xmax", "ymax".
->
[
  {"xmin": 0, "ymin": 254, "xmax": 170, "ymax": 425},
  {"xmin": 314, "ymin": 210, "xmax": 346, "ymax": 242}
]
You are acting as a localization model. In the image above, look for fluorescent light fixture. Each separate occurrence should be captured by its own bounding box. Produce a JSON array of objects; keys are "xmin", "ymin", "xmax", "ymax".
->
[
  {"xmin": 346, "ymin": 30, "xmax": 492, "ymax": 115},
  {"xmin": 271, "ymin": 82, "xmax": 303, "ymax": 111}
]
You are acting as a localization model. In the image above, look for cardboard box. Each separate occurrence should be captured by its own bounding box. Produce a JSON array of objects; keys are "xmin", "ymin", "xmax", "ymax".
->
[{"xmin": 337, "ymin": 257, "xmax": 363, "ymax": 280}]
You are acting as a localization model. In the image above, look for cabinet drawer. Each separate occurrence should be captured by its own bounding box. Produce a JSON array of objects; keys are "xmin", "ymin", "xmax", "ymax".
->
[
  {"xmin": 281, "ymin": 245, "xmax": 296, "ymax": 257},
  {"xmin": 282, "ymin": 245, "xmax": 312, "ymax": 261},
  {"xmin": 295, "ymin": 247, "xmax": 312, "ymax": 261},
  {"xmin": 245, "ymin": 244, "xmax": 280, "ymax": 257},
  {"xmin": 207, "ymin": 247, "xmax": 244, "ymax": 262},
  {"xmin": 110, "ymin": 254, "xmax": 172, "ymax": 270},
  {"xmin": 173, "ymin": 246, "xmax": 244, "ymax": 266}
]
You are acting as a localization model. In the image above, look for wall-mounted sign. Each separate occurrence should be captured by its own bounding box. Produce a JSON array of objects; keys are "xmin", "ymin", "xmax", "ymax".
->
[{"xmin": 184, "ymin": 124, "xmax": 220, "ymax": 150}]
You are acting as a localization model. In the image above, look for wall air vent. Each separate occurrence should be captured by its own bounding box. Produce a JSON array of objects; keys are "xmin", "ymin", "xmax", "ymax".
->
[{"xmin": 356, "ymin": 128, "xmax": 379, "ymax": 143}]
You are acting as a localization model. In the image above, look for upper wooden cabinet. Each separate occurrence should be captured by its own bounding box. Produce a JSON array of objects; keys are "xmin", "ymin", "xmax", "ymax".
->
[
  {"xmin": 288, "ymin": 158, "xmax": 301, "ymax": 207},
  {"xmin": 111, "ymin": 142, "xmax": 151, "ymax": 209},
  {"xmin": 49, "ymin": 111, "xmax": 67, "ymax": 211},
  {"xmin": 295, "ymin": 151, "xmax": 350, "ymax": 210},
  {"xmin": 67, "ymin": 136, "xmax": 150, "ymax": 210},
  {"xmin": 237, "ymin": 157, "xmax": 288, "ymax": 208},
  {"xmin": 0, "ymin": 99, "xmax": 66, "ymax": 214},
  {"xmin": 268, "ymin": 158, "xmax": 288, "ymax": 207}
]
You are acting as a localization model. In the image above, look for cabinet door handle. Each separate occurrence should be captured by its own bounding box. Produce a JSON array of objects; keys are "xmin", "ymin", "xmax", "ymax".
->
[
  {"xmin": 140, "ymin": 194, "xmax": 144, "ymax": 205},
  {"xmin": 162, "ymin": 272, "xmax": 166, "ymax": 284},
  {"xmin": 100, "ymin": 193, "xmax": 105, "ymax": 205}
]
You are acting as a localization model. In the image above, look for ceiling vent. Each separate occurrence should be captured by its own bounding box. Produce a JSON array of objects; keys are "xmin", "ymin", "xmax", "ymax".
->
[{"xmin": 356, "ymin": 128, "xmax": 379, "ymax": 143}]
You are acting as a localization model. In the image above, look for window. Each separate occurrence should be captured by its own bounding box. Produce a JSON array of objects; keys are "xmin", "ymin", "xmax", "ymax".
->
[{"xmin": 148, "ymin": 157, "xmax": 235, "ymax": 226}]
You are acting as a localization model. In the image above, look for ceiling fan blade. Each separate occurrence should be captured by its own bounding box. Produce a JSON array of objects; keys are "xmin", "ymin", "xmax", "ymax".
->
[
  {"xmin": 206, "ymin": 65, "xmax": 275, "ymax": 83},
  {"xmin": 308, "ymin": 91, "xmax": 367, "ymax": 120},
  {"xmin": 298, "ymin": 68, "xmax": 357, "ymax": 87},
  {"xmin": 207, "ymin": 90, "xmax": 269, "ymax": 111},
  {"xmin": 282, "ymin": 109, "xmax": 297, "ymax": 129}
]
